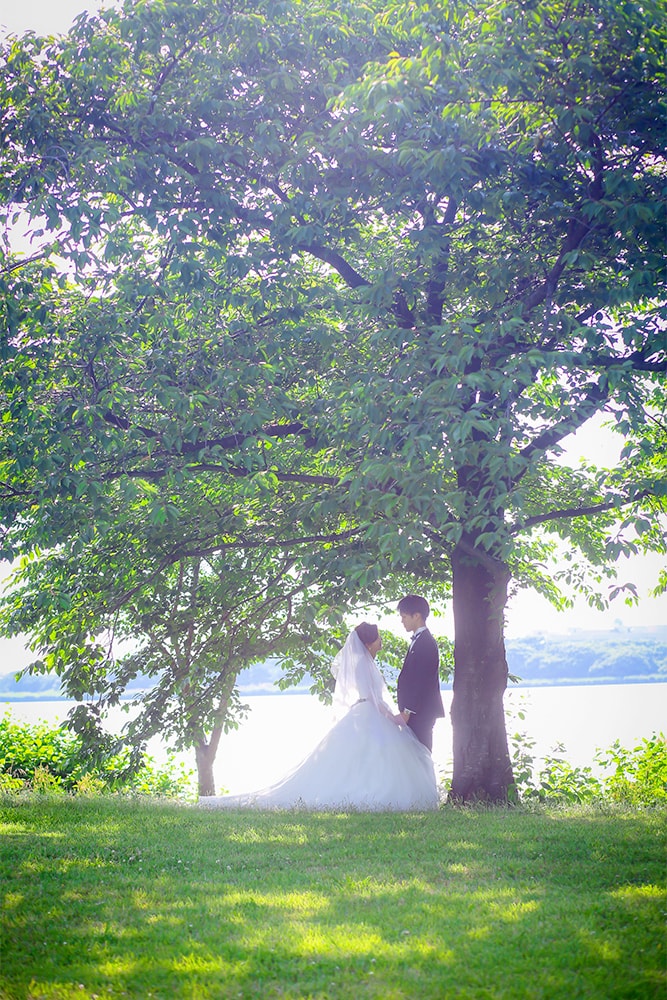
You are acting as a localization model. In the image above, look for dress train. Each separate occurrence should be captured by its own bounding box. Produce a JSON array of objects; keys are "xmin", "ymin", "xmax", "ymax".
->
[{"xmin": 199, "ymin": 700, "xmax": 439, "ymax": 812}]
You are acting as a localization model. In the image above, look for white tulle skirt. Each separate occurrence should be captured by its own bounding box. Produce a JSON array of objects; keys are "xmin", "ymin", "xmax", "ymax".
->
[{"xmin": 199, "ymin": 701, "xmax": 439, "ymax": 812}]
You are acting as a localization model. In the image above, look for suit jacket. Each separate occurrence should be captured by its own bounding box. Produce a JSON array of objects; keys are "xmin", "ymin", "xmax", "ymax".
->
[{"xmin": 397, "ymin": 629, "xmax": 445, "ymax": 723}]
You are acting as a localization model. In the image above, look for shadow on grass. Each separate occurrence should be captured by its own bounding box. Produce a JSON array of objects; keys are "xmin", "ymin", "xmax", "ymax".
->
[{"xmin": 1, "ymin": 798, "xmax": 665, "ymax": 999}]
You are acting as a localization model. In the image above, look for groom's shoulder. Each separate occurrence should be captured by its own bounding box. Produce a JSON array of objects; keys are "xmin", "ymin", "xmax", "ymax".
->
[
  {"xmin": 413, "ymin": 628, "xmax": 438, "ymax": 652},
  {"xmin": 422, "ymin": 629, "xmax": 440, "ymax": 656}
]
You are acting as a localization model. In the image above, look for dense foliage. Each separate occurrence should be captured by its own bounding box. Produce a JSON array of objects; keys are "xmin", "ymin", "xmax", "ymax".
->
[
  {"xmin": 0, "ymin": 0, "xmax": 665, "ymax": 800},
  {"xmin": 0, "ymin": 711, "xmax": 194, "ymax": 797}
]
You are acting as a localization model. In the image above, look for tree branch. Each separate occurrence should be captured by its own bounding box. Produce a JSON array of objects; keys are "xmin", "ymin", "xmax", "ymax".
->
[
  {"xmin": 424, "ymin": 197, "xmax": 458, "ymax": 324},
  {"xmin": 580, "ymin": 350, "xmax": 666, "ymax": 374},
  {"xmin": 507, "ymin": 344, "xmax": 666, "ymax": 375},
  {"xmin": 1, "ymin": 249, "xmax": 51, "ymax": 274},
  {"xmin": 100, "ymin": 462, "xmax": 338, "ymax": 488},
  {"xmin": 191, "ymin": 464, "xmax": 339, "ymax": 487},
  {"xmin": 297, "ymin": 242, "xmax": 415, "ymax": 327},
  {"xmin": 171, "ymin": 526, "xmax": 362, "ymax": 559},
  {"xmin": 147, "ymin": 17, "xmax": 231, "ymax": 116},
  {"xmin": 514, "ymin": 381, "xmax": 609, "ymax": 483},
  {"xmin": 522, "ymin": 130, "xmax": 605, "ymax": 315},
  {"xmin": 513, "ymin": 489, "xmax": 652, "ymax": 532},
  {"xmin": 297, "ymin": 242, "xmax": 369, "ymax": 289},
  {"xmin": 101, "ymin": 414, "xmax": 311, "ymax": 449}
]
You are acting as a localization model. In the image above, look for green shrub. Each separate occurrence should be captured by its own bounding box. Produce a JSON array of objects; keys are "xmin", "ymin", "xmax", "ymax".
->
[
  {"xmin": 0, "ymin": 711, "xmax": 195, "ymax": 798},
  {"xmin": 0, "ymin": 713, "xmax": 80, "ymax": 785},
  {"xmin": 0, "ymin": 770, "xmax": 23, "ymax": 793},
  {"xmin": 596, "ymin": 733, "xmax": 667, "ymax": 805},
  {"xmin": 508, "ymin": 728, "xmax": 666, "ymax": 806},
  {"xmin": 508, "ymin": 731, "xmax": 602, "ymax": 803},
  {"xmin": 73, "ymin": 772, "xmax": 106, "ymax": 796},
  {"xmin": 536, "ymin": 749, "xmax": 603, "ymax": 803},
  {"xmin": 31, "ymin": 763, "xmax": 65, "ymax": 795}
]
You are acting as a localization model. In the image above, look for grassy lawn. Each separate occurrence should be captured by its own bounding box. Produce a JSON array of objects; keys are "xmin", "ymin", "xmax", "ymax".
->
[{"xmin": 0, "ymin": 797, "xmax": 664, "ymax": 1000}]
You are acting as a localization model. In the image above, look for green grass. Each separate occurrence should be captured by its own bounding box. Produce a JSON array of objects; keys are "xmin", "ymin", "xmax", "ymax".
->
[{"xmin": 0, "ymin": 798, "xmax": 665, "ymax": 1000}]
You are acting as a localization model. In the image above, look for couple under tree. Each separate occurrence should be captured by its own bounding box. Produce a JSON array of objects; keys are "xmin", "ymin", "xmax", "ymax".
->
[{"xmin": 200, "ymin": 595, "xmax": 445, "ymax": 811}]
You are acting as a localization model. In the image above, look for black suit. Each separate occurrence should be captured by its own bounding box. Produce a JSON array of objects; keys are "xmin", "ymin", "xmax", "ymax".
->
[{"xmin": 397, "ymin": 629, "xmax": 445, "ymax": 751}]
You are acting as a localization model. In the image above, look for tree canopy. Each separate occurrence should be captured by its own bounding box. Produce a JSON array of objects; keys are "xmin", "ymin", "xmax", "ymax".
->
[{"xmin": 1, "ymin": 0, "xmax": 665, "ymax": 800}]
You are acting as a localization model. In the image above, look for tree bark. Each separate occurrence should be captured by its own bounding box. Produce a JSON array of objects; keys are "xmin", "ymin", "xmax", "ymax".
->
[
  {"xmin": 195, "ymin": 719, "xmax": 225, "ymax": 797},
  {"xmin": 195, "ymin": 740, "xmax": 217, "ymax": 797},
  {"xmin": 449, "ymin": 544, "xmax": 514, "ymax": 802}
]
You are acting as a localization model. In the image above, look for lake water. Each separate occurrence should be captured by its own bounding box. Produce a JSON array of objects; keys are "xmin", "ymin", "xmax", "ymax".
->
[{"xmin": 3, "ymin": 683, "xmax": 665, "ymax": 794}]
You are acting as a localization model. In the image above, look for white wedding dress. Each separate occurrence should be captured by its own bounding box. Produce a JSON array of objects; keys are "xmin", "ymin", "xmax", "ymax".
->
[{"xmin": 199, "ymin": 631, "xmax": 439, "ymax": 812}]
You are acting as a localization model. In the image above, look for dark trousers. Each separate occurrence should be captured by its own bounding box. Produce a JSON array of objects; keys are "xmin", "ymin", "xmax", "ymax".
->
[{"xmin": 408, "ymin": 715, "xmax": 434, "ymax": 752}]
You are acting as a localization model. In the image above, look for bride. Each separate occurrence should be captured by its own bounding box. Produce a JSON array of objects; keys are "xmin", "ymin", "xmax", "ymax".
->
[{"xmin": 199, "ymin": 623, "xmax": 440, "ymax": 811}]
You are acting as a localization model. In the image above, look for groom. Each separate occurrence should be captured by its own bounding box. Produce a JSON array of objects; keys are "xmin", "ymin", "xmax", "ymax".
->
[{"xmin": 396, "ymin": 594, "xmax": 445, "ymax": 751}]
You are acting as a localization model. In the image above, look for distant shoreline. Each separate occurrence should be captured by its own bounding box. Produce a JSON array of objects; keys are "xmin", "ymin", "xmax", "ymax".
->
[
  {"xmin": 1, "ymin": 675, "xmax": 665, "ymax": 704},
  {"xmin": 2, "ymin": 623, "xmax": 665, "ymax": 700}
]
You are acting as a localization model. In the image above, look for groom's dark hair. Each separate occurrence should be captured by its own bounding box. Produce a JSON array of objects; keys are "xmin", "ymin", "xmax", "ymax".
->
[
  {"xmin": 397, "ymin": 594, "xmax": 430, "ymax": 618},
  {"xmin": 355, "ymin": 622, "xmax": 379, "ymax": 646}
]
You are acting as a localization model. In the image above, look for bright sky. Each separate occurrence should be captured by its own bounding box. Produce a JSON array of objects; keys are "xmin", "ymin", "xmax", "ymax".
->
[
  {"xmin": 0, "ymin": 1, "xmax": 109, "ymax": 38},
  {"xmin": 0, "ymin": 0, "xmax": 664, "ymax": 670}
]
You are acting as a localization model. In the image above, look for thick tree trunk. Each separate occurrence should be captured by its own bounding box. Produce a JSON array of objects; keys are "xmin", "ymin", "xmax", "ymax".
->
[
  {"xmin": 195, "ymin": 719, "xmax": 225, "ymax": 797},
  {"xmin": 195, "ymin": 741, "xmax": 218, "ymax": 797},
  {"xmin": 449, "ymin": 544, "xmax": 514, "ymax": 802}
]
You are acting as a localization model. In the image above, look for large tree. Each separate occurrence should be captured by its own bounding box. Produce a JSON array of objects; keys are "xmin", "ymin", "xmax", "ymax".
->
[{"xmin": 1, "ymin": 0, "xmax": 665, "ymax": 800}]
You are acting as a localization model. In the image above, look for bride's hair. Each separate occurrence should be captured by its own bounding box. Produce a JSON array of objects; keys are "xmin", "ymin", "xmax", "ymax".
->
[{"xmin": 354, "ymin": 622, "xmax": 379, "ymax": 647}]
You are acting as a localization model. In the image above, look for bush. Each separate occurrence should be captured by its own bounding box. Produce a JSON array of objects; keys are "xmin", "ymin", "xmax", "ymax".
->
[
  {"xmin": 0, "ymin": 711, "xmax": 195, "ymax": 799},
  {"xmin": 508, "ymin": 727, "xmax": 666, "ymax": 806},
  {"xmin": 0, "ymin": 713, "xmax": 80, "ymax": 785},
  {"xmin": 508, "ymin": 732, "xmax": 602, "ymax": 804},
  {"xmin": 595, "ymin": 734, "xmax": 667, "ymax": 806}
]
